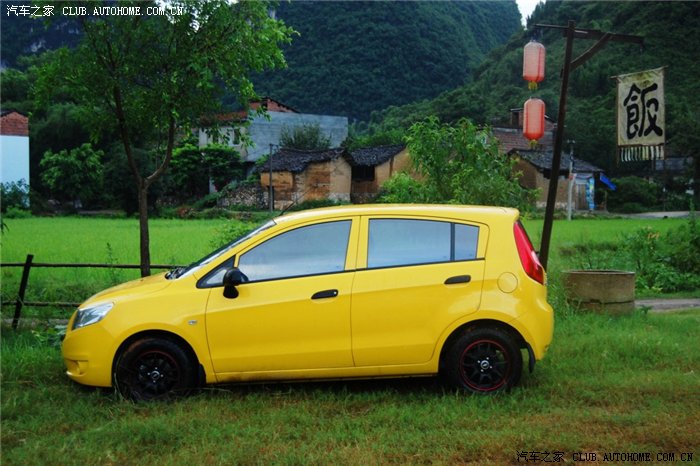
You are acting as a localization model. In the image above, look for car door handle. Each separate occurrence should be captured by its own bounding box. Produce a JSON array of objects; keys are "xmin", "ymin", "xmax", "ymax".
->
[
  {"xmin": 444, "ymin": 275, "xmax": 471, "ymax": 285},
  {"xmin": 311, "ymin": 289, "xmax": 339, "ymax": 300}
]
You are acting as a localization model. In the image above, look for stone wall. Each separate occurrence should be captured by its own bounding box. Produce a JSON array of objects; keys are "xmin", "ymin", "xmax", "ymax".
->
[{"xmin": 218, "ymin": 183, "xmax": 269, "ymax": 209}]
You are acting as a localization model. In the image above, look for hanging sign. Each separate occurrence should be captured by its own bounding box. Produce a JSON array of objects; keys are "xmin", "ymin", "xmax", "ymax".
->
[{"xmin": 616, "ymin": 67, "xmax": 665, "ymax": 162}]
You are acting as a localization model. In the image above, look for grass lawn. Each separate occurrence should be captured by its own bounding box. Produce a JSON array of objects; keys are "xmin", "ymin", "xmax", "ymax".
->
[{"xmin": 1, "ymin": 309, "xmax": 698, "ymax": 464}]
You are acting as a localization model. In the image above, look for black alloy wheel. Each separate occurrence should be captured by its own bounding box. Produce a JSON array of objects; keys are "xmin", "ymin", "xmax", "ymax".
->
[
  {"xmin": 114, "ymin": 337, "xmax": 197, "ymax": 401},
  {"xmin": 445, "ymin": 327, "xmax": 522, "ymax": 393}
]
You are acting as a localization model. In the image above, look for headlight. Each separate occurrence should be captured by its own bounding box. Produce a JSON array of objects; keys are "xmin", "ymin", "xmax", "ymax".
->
[{"xmin": 72, "ymin": 302, "xmax": 114, "ymax": 330}]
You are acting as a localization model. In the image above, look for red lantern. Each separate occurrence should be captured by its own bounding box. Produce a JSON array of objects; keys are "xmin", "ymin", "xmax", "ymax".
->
[
  {"xmin": 523, "ymin": 39, "xmax": 545, "ymax": 90},
  {"xmin": 523, "ymin": 98, "xmax": 545, "ymax": 146}
]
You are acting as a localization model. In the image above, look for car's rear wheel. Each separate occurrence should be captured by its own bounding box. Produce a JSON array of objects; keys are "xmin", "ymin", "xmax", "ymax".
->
[
  {"xmin": 113, "ymin": 337, "xmax": 197, "ymax": 401},
  {"xmin": 445, "ymin": 327, "xmax": 522, "ymax": 393}
]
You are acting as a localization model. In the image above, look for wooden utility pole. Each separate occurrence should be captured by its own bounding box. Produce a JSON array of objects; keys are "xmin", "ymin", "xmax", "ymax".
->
[{"xmin": 536, "ymin": 21, "xmax": 643, "ymax": 269}]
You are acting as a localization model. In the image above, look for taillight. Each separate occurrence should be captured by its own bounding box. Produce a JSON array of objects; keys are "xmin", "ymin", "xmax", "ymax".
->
[{"xmin": 513, "ymin": 221, "xmax": 545, "ymax": 284}]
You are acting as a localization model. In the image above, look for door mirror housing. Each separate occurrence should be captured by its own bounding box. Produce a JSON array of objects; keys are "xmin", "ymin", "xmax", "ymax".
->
[{"xmin": 223, "ymin": 267, "xmax": 248, "ymax": 299}]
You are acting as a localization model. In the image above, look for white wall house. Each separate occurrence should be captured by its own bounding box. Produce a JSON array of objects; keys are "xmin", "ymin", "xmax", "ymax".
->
[
  {"xmin": 198, "ymin": 97, "xmax": 348, "ymax": 164},
  {"xmin": 0, "ymin": 110, "xmax": 30, "ymax": 194}
]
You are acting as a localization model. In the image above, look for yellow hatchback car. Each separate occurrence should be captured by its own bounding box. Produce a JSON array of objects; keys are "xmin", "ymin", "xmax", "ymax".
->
[{"xmin": 62, "ymin": 204, "xmax": 553, "ymax": 400}]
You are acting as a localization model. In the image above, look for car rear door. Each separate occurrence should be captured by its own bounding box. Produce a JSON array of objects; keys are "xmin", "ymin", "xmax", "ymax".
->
[{"xmin": 350, "ymin": 216, "xmax": 487, "ymax": 366}]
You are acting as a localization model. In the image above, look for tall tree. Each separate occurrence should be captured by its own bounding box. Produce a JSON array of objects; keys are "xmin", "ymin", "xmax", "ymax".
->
[{"xmin": 36, "ymin": 0, "xmax": 293, "ymax": 276}]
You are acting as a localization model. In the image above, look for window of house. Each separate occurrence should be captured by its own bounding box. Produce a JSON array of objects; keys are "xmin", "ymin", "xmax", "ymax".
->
[
  {"xmin": 238, "ymin": 220, "xmax": 351, "ymax": 281},
  {"xmin": 352, "ymin": 166, "xmax": 375, "ymax": 182},
  {"xmin": 367, "ymin": 219, "xmax": 479, "ymax": 269}
]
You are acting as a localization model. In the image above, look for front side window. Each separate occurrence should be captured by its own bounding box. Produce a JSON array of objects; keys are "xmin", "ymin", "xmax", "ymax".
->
[
  {"xmin": 367, "ymin": 219, "xmax": 479, "ymax": 268},
  {"xmin": 179, "ymin": 220, "xmax": 275, "ymax": 281},
  {"xmin": 238, "ymin": 220, "xmax": 352, "ymax": 281}
]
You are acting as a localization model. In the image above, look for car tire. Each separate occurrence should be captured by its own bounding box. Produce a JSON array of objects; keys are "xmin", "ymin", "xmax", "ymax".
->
[
  {"xmin": 113, "ymin": 337, "xmax": 198, "ymax": 401},
  {"xmin": 445, "ymin": 327, "xmax": 522, "ymax": 393}
]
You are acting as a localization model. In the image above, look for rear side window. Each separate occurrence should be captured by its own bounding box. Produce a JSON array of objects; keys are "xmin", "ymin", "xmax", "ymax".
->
[{"xmin": 367, "ymin": 219, "xmax": 478, "ymax": 269}]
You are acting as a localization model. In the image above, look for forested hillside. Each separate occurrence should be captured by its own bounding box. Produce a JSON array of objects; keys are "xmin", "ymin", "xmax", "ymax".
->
[
  {"xmin": 2, "ymin": 1, "xmax": 521, "ymax": 121},
  {"xmin": 367, "ymin": 1, "xmax": 700, "ymax": 177},
  {"xmin": 0, "ymin": 14, "xmax": 81, "ymax": 68},
  {"xmin": 253, "ymin": 1, "xmax": 521, "ymax": 121}
]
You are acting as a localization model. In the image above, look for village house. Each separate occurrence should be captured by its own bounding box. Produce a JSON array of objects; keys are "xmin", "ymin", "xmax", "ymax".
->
[
  {"xmin": 260, "ymin": 147, "xmax": 351, "ymax": 209},
  {"xmin": 259, "ymin": 145, "xmax": 409, "ymax": 209},
  {"xmin": 0, "ymin": 110, "xmax": 30, "ymax": 204},
  {"xmin": 493, "ymin": 108, "xmax": 603, "ymax": 210},
  {"xmin": 346, "ymin": 145, "xmax": 410, "ymax": 203}
]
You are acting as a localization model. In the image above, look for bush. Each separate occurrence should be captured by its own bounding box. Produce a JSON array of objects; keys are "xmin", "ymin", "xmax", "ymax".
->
[
  {"xmin": 607, "ymin": 176, "xmax": 661, "ymax": 213},
  {"xmin": 377, "ymin": 173, "xmax": 427, "ymax": 203},
  {"xmin": 191, "ymin": 192, "xmax": 220, "ymax": 210},
  {"xmin": 617, "ymin": 202, "xmax": 648, "ymax": 214},
  {"xmin": 2, "ymin": 207, "xmax": 32, "ymax": 218},
  {"xmin": 39, "ymin": 143, "xmax": 104, "ymax": 207},
  {"xmin": 280, "ymin": 123, "xmax": 331, "ymax": 150},
  {"xmin": 624, "ymin": 214, "xmax": 700, "ymax": 292},
  {"xmin": 1, "ymin": 179, "xmax": 29, "ymax": 212},
  {"xmin": 664, "ymin": 213, "xmax": 700, "ymax": 275}
]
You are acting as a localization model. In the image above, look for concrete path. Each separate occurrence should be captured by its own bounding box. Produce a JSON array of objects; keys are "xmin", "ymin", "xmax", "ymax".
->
[
  {"xmin": 636, "ymin": 298, "xmax": 700, "ymax": 312},
  {"xmin": 623, "ymin": 211, "xmax": 691, "ymax": 219}
]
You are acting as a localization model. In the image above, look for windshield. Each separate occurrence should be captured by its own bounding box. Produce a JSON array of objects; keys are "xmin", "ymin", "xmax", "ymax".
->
[{"xmin": 167, "ymin": 220, "xmax": 276, "ymax": 280}]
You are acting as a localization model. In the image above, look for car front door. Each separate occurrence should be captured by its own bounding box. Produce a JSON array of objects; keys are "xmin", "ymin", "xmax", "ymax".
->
[{"xmin": 205, "ymin": 218, "xmax": 358, "ymax": 375}]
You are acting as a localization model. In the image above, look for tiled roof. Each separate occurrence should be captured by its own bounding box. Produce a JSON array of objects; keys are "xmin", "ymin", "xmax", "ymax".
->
[
  {"xmin": 200, "ymin": 97, "xmax": 298, "ymax": 125},
  {"xmin": 347, "ymin": 144, "xmax": 405, "ymax": 167},
  {"xmin": 0, "ymin": 110, "xmax": 29, "ymax": 136},
  {"xmin": 492, "ymin": 127, "xmax": 554, "ymax": 153},
  {"xmin": 517, "ymin": 150, "xmax": 603, "ymax": 174},
  {"xmin": 254, "ymin": 96, "xmax": 298, "ymax": 114},
  {"xmin": 263, "ymin": 148, "xmax": 346, "ymax": 173}
]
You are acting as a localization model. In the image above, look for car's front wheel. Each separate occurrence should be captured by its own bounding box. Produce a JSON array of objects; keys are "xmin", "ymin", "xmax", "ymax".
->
[
  {"xmin": 445, "ymin": 327, "xmax": 522, "ymax": 393},
  {"xmin": 113, "ymin": 337, "xmax": 198, "ymax": 401}
]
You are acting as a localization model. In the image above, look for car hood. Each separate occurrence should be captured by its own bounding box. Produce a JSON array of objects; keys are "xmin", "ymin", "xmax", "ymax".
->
[{"xmin": 80, "ymin": 272, "xmax": 171, "ymax": 307}]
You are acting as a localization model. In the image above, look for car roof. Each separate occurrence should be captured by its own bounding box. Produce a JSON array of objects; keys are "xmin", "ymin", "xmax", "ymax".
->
[{"xmin": 274, "ymin": 204, "xmax": 519, "ymax": 225}]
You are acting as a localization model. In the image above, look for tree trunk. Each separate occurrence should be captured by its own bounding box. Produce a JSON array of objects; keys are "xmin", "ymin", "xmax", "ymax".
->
[{"xmin": 138, "ymin": 186, "xmax": 151, "ymax": 277}]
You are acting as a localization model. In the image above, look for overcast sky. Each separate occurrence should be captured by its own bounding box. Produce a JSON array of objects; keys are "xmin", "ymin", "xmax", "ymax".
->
[{"xmin": 516, "ymin": 0, "xmax": 541, "ymax": 26}]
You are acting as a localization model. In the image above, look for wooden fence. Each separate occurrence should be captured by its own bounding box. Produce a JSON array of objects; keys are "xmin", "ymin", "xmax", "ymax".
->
[{"xmin": 1, "ymin": 254, "xmax": 180, "ymax": 330}]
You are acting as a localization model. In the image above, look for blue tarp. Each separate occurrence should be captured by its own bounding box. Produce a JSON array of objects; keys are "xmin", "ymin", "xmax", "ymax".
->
[{"xmin": 600, "ymin": 174, "xmax": 616, "ymax": 191}]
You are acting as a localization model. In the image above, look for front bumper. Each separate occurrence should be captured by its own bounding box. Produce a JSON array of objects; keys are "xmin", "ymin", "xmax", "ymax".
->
[{"xmin": 62, "ymin": 321, "xmax": 116, "ymax": 388}]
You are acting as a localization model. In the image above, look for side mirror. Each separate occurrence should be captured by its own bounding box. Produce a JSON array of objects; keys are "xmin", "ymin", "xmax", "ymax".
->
[{"xmin": 223, "ymin": 267, "xmax": 248, "ymax": 299}]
